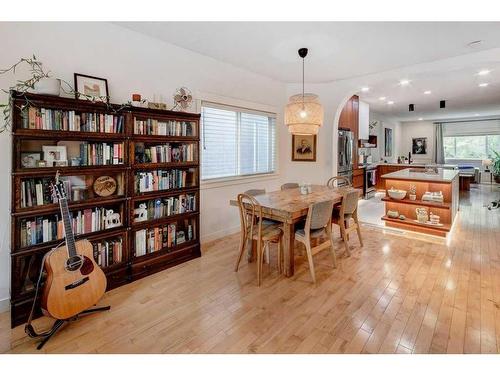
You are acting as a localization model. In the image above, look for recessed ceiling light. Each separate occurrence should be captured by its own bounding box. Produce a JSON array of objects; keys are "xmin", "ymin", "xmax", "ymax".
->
[
  {"xmin": 418, "ymin": 118, "xmax": 423, "ymax": 121},
  {"xmin": 475, "ymin": 113, "xmax": 480, "ymax": 116},
  {"xmin": 467, "ymin": 40, "xmax": 484, "ymax": 48},
  {"xmin": 387, "ymin": 101, "xmax": 394, "ymax": 105},
  {"xmin": 424, "ymin": 90, "xmax": 432, "ymax": 95},
  {"xmin": 478, "ymin": 69, "xmax": 490, "ymax": 76},
  {"xmin": 479, "ymin": 83, "xmax": 489, "ymax": 87},
  {"xmin": 399, "ymin": 79, "xmax": 410, "ymax": 86},
  {"xmin": 379, "ymin": 96, "xmax": 386, "ymax": 101},
  {"xmin": 361, "ymin": 87, "xmax": 370, "ymax": 92}
]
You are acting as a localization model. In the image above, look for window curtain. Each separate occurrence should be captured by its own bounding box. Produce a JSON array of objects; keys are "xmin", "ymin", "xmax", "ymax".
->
[{"xmin": 434, "ymin": 122, "xmax": 445, "ymax": 164}]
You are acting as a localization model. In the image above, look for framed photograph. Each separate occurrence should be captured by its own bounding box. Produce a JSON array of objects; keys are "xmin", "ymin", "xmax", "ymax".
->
[
  {"xmin": 412, "ymin": 137, "xmax": 428, "ymax": 155},
  {"xmin": 384, "ymin": 128, "xmax": 393, "ymax": 157},
  {"xmin": 74, "ymin": 73, "xmax": 109, "ymax": 102},
  {"xmin": 292, "ymin": 134, "xmax": 317, "ymax": 162},
  {"xmin": 20, "ymin": 152, "xmax": 43, "ymax": 168},
  {"xmin": 42, "ymin": 145, "xmax": 67, "ymax": 167}
]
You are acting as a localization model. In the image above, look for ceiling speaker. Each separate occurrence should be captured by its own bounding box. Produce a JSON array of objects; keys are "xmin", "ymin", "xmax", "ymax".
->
[
  {"xmin": 409, "ymin": 104, "xmax": 415, "ymax": 112},
  {"xmin": 440, "ymin": 100, "xmax": 446, "ymax": 109}
]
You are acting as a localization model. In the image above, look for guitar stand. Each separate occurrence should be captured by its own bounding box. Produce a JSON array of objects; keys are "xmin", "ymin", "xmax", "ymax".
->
[{"xmin": 35, "ymin": 306, "xmax": 110, "ymax": 350}]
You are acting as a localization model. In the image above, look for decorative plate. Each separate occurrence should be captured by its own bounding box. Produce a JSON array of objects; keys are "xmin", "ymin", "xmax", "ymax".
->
[{"xmin": 93, "ymin": 175, "xmax": 117, "ymax": 197}]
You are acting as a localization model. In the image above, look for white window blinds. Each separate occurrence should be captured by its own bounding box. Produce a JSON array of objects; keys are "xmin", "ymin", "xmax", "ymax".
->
[{"xmin": 201, "ymin": 102, "xmax": 276, "ymax": 180}]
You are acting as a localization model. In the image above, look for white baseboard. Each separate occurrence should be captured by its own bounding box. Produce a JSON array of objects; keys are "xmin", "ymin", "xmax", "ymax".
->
[
  {"xmin": 0, "ymin": 298, "xmax": 9, "ymax": 313},
  {"xmin": 201, "ymin": 225, "xmax": 240, "ymax": 244}
]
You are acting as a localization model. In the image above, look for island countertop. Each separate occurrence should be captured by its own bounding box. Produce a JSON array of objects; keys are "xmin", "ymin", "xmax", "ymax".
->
[{"xmin": 381, "ymin": 168, "xmax": 459, "ymax": 183}]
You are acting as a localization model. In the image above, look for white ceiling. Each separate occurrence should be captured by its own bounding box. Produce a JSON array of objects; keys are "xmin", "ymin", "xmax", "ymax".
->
[
  {"xmin": 117, "ymin": 22, "xmax": 500, "ymax": 121},
  {"xmin": 117, "ymin": 22, "xmax": 500, "ymax": 83}
]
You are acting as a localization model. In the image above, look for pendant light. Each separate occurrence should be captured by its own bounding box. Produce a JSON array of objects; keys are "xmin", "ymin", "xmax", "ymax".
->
[{"xmin": 285, "ymin": 48, "xmax": 324, "ymax": 135}]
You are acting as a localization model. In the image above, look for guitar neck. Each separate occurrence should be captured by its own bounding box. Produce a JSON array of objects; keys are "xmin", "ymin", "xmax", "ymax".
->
[{"xmin": 59, "ymin": 197, "xmax": 77, "ymax": 257}]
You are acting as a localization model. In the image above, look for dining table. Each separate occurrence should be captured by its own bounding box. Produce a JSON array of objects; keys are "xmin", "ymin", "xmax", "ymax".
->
[{"xmin": 229, "ymin": 184, "xmax": 359, "ymax": 277}]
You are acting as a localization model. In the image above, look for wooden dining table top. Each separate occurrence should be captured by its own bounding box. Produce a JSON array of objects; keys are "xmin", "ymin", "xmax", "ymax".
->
[{"xmin": 229, "ymin": 184, "xmax": 358, "ymax": 223}]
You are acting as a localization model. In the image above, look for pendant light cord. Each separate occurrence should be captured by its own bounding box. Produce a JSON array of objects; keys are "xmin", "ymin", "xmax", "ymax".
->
[{"xmin": 302, "ymin": 56, "xmax": 305, "ymax": 106}]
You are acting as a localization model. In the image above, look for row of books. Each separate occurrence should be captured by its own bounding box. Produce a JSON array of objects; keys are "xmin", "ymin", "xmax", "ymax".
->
[
  {"xmin": 134, "ymin": 143, "xmax": 196, "ymax": 164},
  {"xmin": 134, "ymin": 222, "xmax": 194, "ymax": 256},
  {"xmin": 134, "ymin": 118, "xmax": 195, "ymax": 136},
  {"xmin": 92, "ymin": 238, "xmax": 123, "ymax": 268},
  {"xmin": 134, "ymin": 194, "xmax": 196, "ymax": 223},
  {"xmin": 22, "ymin": 107, "xmax": 125, "ymax": 133},
  {"xmin": 19, "ymin": 207, "xmax": 121, "ymax": 247},
  {"xmin": 20, "ymin": 177, "xmax": 58, "ymax": 208},
  {"xmin": 79, "ymin": 142, "xmax": 124, "ymax": 166},
  {"xmin": 135, "ymin": 169, "xmax": 191, "ymax": 193}
]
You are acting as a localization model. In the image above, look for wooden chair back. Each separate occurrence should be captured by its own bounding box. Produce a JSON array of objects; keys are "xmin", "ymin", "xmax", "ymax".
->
[
  {"xmin": 306, "ymin": 200, "xmax": 335, "ymax": 232},
  {"xmin": 280, "ymin": 183, "xmax": 299, "ymax": 190},
  {"xmin": 237, "ymin": 193, "xmax": 263, "ymax": 242},
  {"xmin": 327, "ymin": 176, "xmax": 351, "ymax": 189},
  {"xmin": 340, "ymin": 189, "xmax": 359, "ymax": 216}
]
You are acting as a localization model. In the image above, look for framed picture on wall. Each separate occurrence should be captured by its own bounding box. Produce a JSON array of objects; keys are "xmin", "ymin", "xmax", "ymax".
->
[
  {"xmin": 412, "ymin": 137, "xmax": 427, "ymax": 154},
  {"xmin": 384, "ymin": 128, "xmax": 393, "ymax": 157},
  {"xmin": 292, "ymin": 134, "xmax": 316, "ymax": 162},
  {"xmin": 74, "ymin": 73, "xmax": 109, "ymax": 102}
]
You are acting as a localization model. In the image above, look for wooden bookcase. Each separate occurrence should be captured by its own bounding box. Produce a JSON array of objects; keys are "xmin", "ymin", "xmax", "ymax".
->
[{"xmin": 10, "ymin": 92, "xmax": 201, "ymax": 327}]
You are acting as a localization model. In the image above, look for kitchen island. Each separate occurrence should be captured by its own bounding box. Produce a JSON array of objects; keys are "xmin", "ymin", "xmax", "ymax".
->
[{"xmin": 381, "ymin": 168, "xmax": 459, "ymax": 237}]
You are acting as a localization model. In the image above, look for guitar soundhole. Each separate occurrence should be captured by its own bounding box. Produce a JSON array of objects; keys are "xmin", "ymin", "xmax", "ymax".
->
[{"xmin": 65, "ymin": 255, "xmax": 83, "ymax": 271}]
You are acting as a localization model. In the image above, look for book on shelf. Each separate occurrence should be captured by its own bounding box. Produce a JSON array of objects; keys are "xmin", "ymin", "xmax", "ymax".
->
[
  {"xmin": 134, "ymin": 194, "xmax": 196, "ymax": 222},
  {"xmin": 134, "ymin": 118, "xmax": 194, "ymax": 136},
  {"xmin": 134, "ymin": 143, "xmax": 195, "ymax": 164},
  {"xmin": 134, "ymin": 222, "xmax": 194, "ymax": 257},
  {"xmin": 20, "ymin": 177, "xmax": 59, "ymax": 208},
  {"xmin": 92, "ymin": 238, "xmax": 123, "ymax": 268},
  {"xmin": 79, "ymin": 142, "xmax": 124, "ymax": 166},
  {"xmin": 135, "ymin": 169, "xmax": 190, "ymax": 193},
  {"xmin": 22, "ymin": 107, "xmax": 124, "ymax": 133},
  {"xmin": 19, "ymin": 207, "xmax": 121, "ymax": 247}
]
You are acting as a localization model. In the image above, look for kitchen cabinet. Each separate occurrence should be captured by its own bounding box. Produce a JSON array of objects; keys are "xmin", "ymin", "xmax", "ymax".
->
[
  {"xmin": 353, "ymin": 168, "xmax": 364, "ymax": 189},
  {"xmin": 358, "ymin": 100, "xmax": 369, "ymax": 140},
  {"xmin": 338, "ymin": 95, "xmax": 359, "ymax": 167}
]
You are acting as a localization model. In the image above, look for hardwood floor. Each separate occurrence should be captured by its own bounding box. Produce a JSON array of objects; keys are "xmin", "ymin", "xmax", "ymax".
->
[{"xmin": 1, "ymin": 184, "xmax": 499, "ymax": 353}]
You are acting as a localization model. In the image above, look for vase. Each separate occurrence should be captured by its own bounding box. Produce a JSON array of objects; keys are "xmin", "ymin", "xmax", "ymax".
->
[{"xmin": 34, "ymin": 78, "xmax": 61, "ymax": 96}]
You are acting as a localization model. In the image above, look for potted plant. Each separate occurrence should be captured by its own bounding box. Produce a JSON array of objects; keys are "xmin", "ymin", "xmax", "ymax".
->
[
  {"xmin": 492, "ymin": 150, "xmax": 500, "ymax": 183},
  {"xmin": 0, "ymin": 55, "xmax": 60, "ymax": 133}
]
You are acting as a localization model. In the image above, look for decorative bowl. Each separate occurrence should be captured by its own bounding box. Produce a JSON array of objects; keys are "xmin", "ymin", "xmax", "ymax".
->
[{"xmin": 387, "ymin": 188, "xmax": 407, "ymax": 200}]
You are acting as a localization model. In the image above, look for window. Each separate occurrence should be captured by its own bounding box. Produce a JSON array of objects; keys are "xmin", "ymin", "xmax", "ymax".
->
[
  {"xmin": 444, "ymin": 134, "xmax": 500, "ymax": 160},
  {"xmin": 201, "ymin": 102, "xmax": 276, "ymax": 180}
]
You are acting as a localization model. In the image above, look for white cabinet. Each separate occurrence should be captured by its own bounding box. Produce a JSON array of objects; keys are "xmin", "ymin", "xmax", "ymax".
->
[{"xmin": 358, "ymin": 100, "xmax": 369, "ymax": 140}]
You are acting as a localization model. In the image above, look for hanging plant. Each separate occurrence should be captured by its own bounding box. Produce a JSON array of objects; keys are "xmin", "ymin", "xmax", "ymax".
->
[{"xmin": 0, "ymin": 55, "xmax": 51, "ymax": 133}]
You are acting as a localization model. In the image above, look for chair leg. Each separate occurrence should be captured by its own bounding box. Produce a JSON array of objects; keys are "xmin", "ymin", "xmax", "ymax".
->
[
  {"xmin": 277, "ymin": 238, "xmax": 282, "ymax": 274},
  {"xmin": 304, "ymin": 241, "xmax": 316, "ymax": 283},
  {"xmin": 326, "ymin": 226, "xmax": 337, "ymax": 268},
  {"xmin": 354, "ymin": 213, "xmax": 364, "ymax": 247},
  {"xmin": 340, "ymin": 221, "xmax": 351, "ymax": 256},
  {"xmin": 265, "ymin": 242, "xmax": 270, "ymax": 264},
  {"xmin": 257, "ymin": 240, "xmax": 263, "ymax": 286},
  {"xmin": 234, "ymin": 232, "xmax": 247, "ymax": 272}
]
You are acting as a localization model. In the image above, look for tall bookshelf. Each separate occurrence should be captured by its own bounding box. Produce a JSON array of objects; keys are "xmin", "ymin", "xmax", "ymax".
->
[{"xmin": 10, "ymin": 91, "xmax": 201, "ymax": 327}]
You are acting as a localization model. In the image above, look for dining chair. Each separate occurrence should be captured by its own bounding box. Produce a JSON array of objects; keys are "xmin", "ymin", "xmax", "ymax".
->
[
  {"xmin": 326, "ymin": 176, "xmax": 351, "ymax": 189},
  {"xmin": 294, "ymin": 200, "xmax": 337, "ymax": 283},
  {"xmin": 235, "ymin": 193, "xmax": 283, "ymax": 286},
  {"xmin": 332, "ymin": 189, "xmax": 363, "ymax": 256},
  {"xmin": 244, "ymin": 189, "xmax": 266, "ymax": 196},
  {"xmin": 280, "ymin": 183, "xmax": 299, "ymax": 190}
]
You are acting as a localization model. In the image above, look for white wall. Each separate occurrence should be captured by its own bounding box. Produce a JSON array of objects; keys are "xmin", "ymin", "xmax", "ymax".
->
[
  {"xmin": 400, "ymin": 121, "xmax": 435, "ymax": 164},
  {"xmin": 0, "ymin": 22, "xmax": 287, "ymax": 310}
]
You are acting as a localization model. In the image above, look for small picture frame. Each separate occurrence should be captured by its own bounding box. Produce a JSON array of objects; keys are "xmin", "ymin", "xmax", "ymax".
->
[
  {"xmin": 292, "ymin": 134, "xmax": 317, "ymax": 162},
  {"xmin": 36, "ymin": 160, "xmax": 47, "ymax": 168},
  {"xmin": 20, "ymin": 151, "xmax": 43, "ymax": 168},
  {"xmin": 412, "ymin": 137, "xmax": 428, "ymax": 155},
  {"xmin": 42, "ymin": 145, "xmax": 67, "ymax": 167},
  {"xmin": 74, "ymin": 73, "xmax": 109, "ymax": 102}
]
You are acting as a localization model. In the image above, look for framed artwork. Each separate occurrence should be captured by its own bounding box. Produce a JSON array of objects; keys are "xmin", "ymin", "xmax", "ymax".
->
[
  {"xmin": 384, "ymin": 128, "xmax": 393, "ymax": 157},
  {"xmin": 292, "ymin": 134, "xmax": 316, "ymax": 162},
  {"xmin": 42, "ymin": 145, "xmax": 67, "ymax": 167},
  {"xmin": 412, "ymin": 137, "xmax": 427, "ymax": 154},
  {"xmin": 20, "ymin": 152, "xmax": 43, "ymax": 168},
  {"xmin": 74, "ymin": 73, "xmax": 109, "ymax": 102}
]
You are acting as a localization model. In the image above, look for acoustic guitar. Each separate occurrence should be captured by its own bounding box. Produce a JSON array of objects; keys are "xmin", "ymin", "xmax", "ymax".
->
[{"xmin": 41, "ymin": 176, "xmax": 107, "ymax": 320}]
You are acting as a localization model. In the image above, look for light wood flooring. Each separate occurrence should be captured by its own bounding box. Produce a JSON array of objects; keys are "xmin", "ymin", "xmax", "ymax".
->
[{"xmin": 1, "ymin": 184, "xmax": 500, "ymax": 353}]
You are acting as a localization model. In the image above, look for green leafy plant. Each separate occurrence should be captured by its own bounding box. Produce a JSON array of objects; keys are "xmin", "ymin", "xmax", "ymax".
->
[
  {"xmin": 0, "ymin": 55, "xmax": 51, "ymax": 133},
  {"xmin": 491, "ymin": 150, "xmax": 500, "ymax": 177}
]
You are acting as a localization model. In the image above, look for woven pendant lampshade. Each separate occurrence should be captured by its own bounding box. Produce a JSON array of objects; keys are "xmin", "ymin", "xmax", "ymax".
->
[
  {"xmin": 285, "ymin": 47, "xmax": 324, "ymax": 135},
  {"xmin": 285, "ymin": 93, "xmax": 324, "ymax": 135}
]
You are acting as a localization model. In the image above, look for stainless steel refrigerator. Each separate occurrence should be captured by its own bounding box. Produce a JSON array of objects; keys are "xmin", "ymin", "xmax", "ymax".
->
[{"xmin": 337, "ymin": 129, "xmax": 354, "ymax": 185}]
